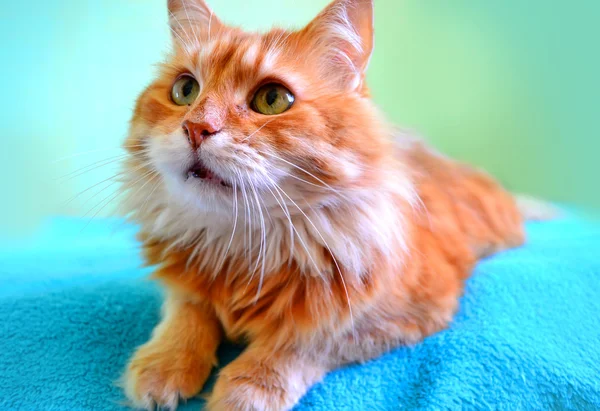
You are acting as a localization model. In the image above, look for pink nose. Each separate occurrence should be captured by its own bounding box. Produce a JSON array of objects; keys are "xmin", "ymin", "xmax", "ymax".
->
[{"xmin": 182, "ymin": 120, "xmax": 220, "ymax": 149}]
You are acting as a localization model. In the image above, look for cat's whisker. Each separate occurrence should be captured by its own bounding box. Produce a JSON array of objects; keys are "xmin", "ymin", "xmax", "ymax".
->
[
  {"xmin": 261, "ymin": 151, "xmax": 350, "ymax": 201},
  {"xmin": 267, "ymin": 177, "xmax": 357, "ymax": 342},
  {"xmin": 124, "ymin": 168, "xmax": 161, "ymax": 211},
  {"xmin": 78, "ymin": 190, "xmax": 124, "ymax": 235},
  {"xmin": 267, "ymin": 178, "xmax": 320, "ymax": 275},
  {"xmin": 216, "ymin": 180, "xmax": 239, "ymax": 274},
  {"xmin": 61, "ymin": 173, "xmax": 121, "ymax": 208},
  {"xmin": 54, "ymin": 154, "xmax": 129, "ymax": 182},
  {"xmin": 259, "ymin": 192, "xmax": 274, "ymax": 224},
  {"xmin": 82, "ymin": 167, "xmax": 156, "ymax": 224},
  {"xmin": 239, "ymin": 177, "xmax": 251, "ymax": 270},
  {"xmin": 240, "ymin": 119, "xmax": 276, "ymax": 143},
  {"xmin": 62, "ymin": 158, "xmax": 153, "ymax": 208},
  {"xmin": 247, "ymin": 172, "xmax": 267, "ymax": 301},
  {"xmin": 138, "ymin": 175, "xmax": 162, "ymax": 217},
  {"xmin": 56, "ymin": 152, "xmax": 153, "ymax": 187},
  {"xmin": 51, "ymin": 145, "xmax": 146, "ymax": 164},
  {"xmin": 108, "ymin": 166, "xmax": 158, "ymax": 238},
  {"xmin": 262, "ymin": 178, "xmax": 295, "ymax": 265},
  {"xmin": 268, "ymin": 163, "xmax": 351, "ymax": 201},
  {"xmin": 243, "ymin": 177, "xmax": 260, "ymax": 291},
  {"xmin": 246, "ymin": 178, "xmax": 258, "ymax": 280},
  {"xmin": 257, "ymin": 194, "xmax": 271, "ymax": 296}
]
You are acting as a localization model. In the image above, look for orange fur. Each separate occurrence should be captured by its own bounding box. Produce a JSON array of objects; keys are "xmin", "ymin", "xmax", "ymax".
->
[{"xmin": 120, "ymin": 1, "xmax": 526, "ymax": 410}]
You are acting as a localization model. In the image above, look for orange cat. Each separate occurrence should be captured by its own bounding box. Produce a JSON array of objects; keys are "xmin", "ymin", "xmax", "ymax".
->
[{"xmin": 121, "ymin": 0, "xmax": 532, "ymax": 409}]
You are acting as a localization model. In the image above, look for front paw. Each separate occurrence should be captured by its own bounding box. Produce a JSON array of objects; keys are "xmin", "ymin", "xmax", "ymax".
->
[
  {"xmin": 122, "ymin": 342, "xmax": 215, "ymax": 410},
  {"xmin": 206, "ymin": 364, "xmax": 295, "ymax": 411}
]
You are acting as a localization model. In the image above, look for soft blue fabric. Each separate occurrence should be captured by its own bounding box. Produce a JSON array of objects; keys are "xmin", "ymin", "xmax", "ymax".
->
[{"xmin": 1, "ymin": 216, "xmax": 599, "ymax": 410}]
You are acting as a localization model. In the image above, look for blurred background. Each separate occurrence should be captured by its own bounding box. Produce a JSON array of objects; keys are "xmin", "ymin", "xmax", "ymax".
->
[{"xmin": 1, "ymin": 0, "xmax": 599, "ymax": 236}]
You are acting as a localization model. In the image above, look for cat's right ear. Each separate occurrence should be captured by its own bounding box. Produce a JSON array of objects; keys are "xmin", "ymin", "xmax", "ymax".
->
[
  {"xmin": 300, "ymin": 0, "xmax": 374, "ymax": 92},
  {"xmin": 168, "ymin": 0, "xmax": 222, "ymax": 47}
]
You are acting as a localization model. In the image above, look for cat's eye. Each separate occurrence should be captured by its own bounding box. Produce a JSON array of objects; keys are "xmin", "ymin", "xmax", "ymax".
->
[
  {"xmin": 251, "ymin": 83, "xmax": 294, "ymax": 115},
  {"xmin": 171, "ymin": 75, "xmax": 200, "ymax": 106}
]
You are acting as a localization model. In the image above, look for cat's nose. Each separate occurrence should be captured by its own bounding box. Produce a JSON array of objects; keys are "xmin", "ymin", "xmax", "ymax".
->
[{"xmin": 182, "ymin": 120, "xmax": 220, "ymax": 150}]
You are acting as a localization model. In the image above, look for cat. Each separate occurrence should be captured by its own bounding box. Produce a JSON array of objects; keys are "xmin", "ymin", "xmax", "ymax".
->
[{"xmin": 120, "ymin": 0, "xmax": 543, "ymax": 409}]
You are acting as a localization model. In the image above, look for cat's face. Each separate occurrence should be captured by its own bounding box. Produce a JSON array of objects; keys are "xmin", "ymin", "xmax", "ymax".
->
[{"xmin": 125, "ymin": 0, "xmax": 389, "ymax": 219}]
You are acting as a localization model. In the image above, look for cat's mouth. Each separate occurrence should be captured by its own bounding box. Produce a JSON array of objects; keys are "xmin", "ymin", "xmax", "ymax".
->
[{"xmin": 186, "ymin": 161, "xmax": 231, "ymax": 188}]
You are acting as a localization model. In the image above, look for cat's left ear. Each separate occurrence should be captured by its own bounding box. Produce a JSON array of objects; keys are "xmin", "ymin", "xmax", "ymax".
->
[
  {"xmin": 168, "ymin": 0, "xmax": 222, "ymax": 45},
  {"xmin": 301, "ymin": 0, "xmax": 374, "ymax": 91}
]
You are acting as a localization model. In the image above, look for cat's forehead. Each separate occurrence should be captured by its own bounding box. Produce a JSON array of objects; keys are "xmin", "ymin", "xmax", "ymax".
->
[
  {"xmin": 181, "ymin": 29, "xmax": 306, "ymax": 95},
  {"xmin": 204, "ymin": 33, "xmax": 275, "ymax": 73}
]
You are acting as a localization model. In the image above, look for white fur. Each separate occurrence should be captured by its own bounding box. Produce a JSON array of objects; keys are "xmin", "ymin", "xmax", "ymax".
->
[
  {"xmin": 260, "ymin": 48, "xmax": 279, "ymax": 76},
  {"xmin": 242, "ymin": 43, "xmax": 260, "ymax": 67},
  {"xmin": 122, "ymin": 130, "xmax": 415, "ymax": 281},
  {"xmin": 199, "ymin": 40, "xmax": 217, "ymax": 62},
  {"xmin": 515, "ymin": 194, "xmax": 559, "ymax": 221}
]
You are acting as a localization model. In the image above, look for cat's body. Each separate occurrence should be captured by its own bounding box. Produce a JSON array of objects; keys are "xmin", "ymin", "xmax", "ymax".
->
[{"xmin": 122, "ymin": 1, "xmax": 527, "ymax": 410}]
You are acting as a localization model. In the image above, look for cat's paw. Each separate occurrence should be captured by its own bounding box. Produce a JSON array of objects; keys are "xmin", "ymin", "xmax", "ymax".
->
[
  {"xmin": 206, "ymin": 365, "xmax": 295, "ymax": 411},
  {"xmin": 123, "ymin": 342, "xmax": 214, "ymax": 410}
]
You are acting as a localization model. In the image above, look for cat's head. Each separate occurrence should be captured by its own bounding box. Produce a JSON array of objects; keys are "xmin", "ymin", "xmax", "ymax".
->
[{"xmin": 124, "ymin": 0, "xmax": 397, "ymax": 226}]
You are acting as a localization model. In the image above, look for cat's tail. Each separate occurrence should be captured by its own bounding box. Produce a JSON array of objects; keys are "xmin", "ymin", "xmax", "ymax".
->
[{"xmin": 515, "ymin": 194, "xmax": 561, "ymax": 221}]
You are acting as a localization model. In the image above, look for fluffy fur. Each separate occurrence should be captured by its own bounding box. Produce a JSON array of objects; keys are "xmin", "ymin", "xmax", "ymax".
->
[{"xmin": 121, "ymin": 0, "xmax": 527, "ymax": 410}]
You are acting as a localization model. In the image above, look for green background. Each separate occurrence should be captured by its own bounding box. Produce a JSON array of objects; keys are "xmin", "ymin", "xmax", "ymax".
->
[{"xmin": 1, "ymin": 0, "xmax": 598, "ymax": 234}]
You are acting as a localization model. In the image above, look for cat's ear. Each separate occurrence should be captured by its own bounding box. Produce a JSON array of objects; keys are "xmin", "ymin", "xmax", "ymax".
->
[
  {"xmin": 167, "ymin": 0, "xmax": 222, "ymax": 46},
  {"xmin": 302, "ymin": 0, "xmax": 374, "ymax": 91}
]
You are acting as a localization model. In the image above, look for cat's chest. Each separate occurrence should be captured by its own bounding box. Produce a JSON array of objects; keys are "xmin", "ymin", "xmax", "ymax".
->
[
  {"xmin": 155, "ymin": 245, "xmax": 362, "ymax": 342},
  {"xmin": 212, "ymin": 301, "xmax": 255, "ymax": 342},
  {"xmin": 198, "ymin": 270, "xmax": 345, "ymax": 343}
]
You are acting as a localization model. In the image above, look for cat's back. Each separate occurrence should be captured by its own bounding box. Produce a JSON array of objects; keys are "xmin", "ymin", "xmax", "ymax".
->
[
  {"xmin": 370, "ymin": 138, "xmax": 526, "ymax": 342},
  {"xmin": 397, "ymin": 137, "xmax": 525, "ymax": 260}
]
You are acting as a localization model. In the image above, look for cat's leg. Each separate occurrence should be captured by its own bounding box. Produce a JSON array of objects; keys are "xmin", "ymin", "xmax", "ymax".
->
[
  {"xmin": 123, "ymin": 292, "xmax": 222, "ymax": 410},
  {"xmin": 206, "ymin": 343, "xmax": 328, "ymax": 411}
]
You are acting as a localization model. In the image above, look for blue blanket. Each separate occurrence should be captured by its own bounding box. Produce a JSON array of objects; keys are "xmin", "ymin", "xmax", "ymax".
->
[{"xmin": 1, "ymin": 216, "xmax": 599, "ymax": 410}]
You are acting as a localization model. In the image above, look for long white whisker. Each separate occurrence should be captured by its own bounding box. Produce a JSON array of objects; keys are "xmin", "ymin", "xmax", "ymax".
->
[
  {"xmin": 267, "ymin": 177, "xmax": 356, "ymax": 342},
  {"xmin": 76, "ymin": 164, "xmax": 152, "ymax": 214},
  {"xmin": 243, "ymin": 176, "xmax": 261, "ymax": 289},
  {"xmin": 126, "ymin": 169, "xmax": 161, "ymax": 208},
  {"xmin": 79, "ymin": 190, "xmax": 124, "ymax": 235},
  {"xmin": 55, "ymin": 154, "xmax": 129, "ymax": 181},
  {"xmin": 216, "ymin": 181, "xmax": 239, "ymax": 273},
  {"xmin": 76, "ymin": 167, "xmax": 156, "ymax": 236},
  {"xmin": 62, "ymin": 174, "xmax": 120, "ymax": 208},
  {"xmin": 247, "ymin": 173, "xmax": 267, "ymax": 301},
  {"xmin": 138, "ymin": 175, "xmax": 162, "ymax": 217},
  {"xmin": 108, "ymin": 172, "xmax": 160, "ymax": 238},
  {"xmin": 240, "ymin": 119, "xmax": 276, "ymax": 143},
  {"xmin": 239, "ymin": 177, "xmax": 251, "ymax": 269},
  {"xmin": 262, "ymin": 151, "xmax": 350, "ymax": 200},
  {"xmin": 257, "ymin": 194, "xmax": 270, "ymax": 299},
  {"xmin": 268, "ymin": 162, "xmax": 350, "ymax": 201},
  {"xmin": 262, "ymin": 179, "xmax": 295, "ymax": 265},
  {"xmin": 266, "ymin": 177, "xmax": 321, "ymax": 275},
  {"xmin": 51, "ymin": 145, "xmax": 145, "ymax": 164},
  {"xmin": 62, "ymin": 158, "xmax": 153, "ymax": 208}
]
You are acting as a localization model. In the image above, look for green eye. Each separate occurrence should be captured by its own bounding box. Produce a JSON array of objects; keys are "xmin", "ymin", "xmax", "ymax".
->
[
  {"xmin": 251, "ymin": 83, "xmax": 294, "ymax": 115},
  {"xmin": 171, "ymin": 75, "xmax": 200, "ymax": 106}
]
